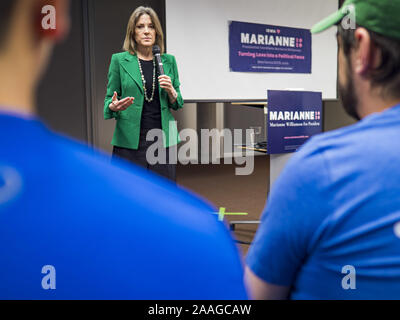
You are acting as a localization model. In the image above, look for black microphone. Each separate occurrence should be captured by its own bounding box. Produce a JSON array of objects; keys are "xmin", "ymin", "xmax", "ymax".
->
[{"xmin": 152, "ymin": 45, "xmax": 164, "ymax": 76}]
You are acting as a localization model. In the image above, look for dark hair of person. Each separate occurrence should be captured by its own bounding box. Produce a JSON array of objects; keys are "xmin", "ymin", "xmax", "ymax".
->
[
  {"xmin": 0, "ymin": 0, "xmax": 17, "ymax": 51},
  {"xmin": 338, "ymin": 24, "xmax": 400, "ymax": 100}
]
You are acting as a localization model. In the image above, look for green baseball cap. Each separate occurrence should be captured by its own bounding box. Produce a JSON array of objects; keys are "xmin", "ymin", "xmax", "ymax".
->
[{"xmin": 311, "ymin": 0, "xmax": 400, "ymax": 40}]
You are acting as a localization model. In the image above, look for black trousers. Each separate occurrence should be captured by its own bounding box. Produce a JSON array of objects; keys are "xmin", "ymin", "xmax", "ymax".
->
[{"xmin": 112, "ymin": 129, "xmax": 176, "ymax": 182}]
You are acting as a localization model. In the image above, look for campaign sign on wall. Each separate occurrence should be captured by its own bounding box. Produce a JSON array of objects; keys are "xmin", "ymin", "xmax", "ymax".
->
[
  {"xmin": 267, "ymin": 90, "xmax": 322, "ymax": 154},
  {"xmin": 229, "ymin": 21, "xmax": 311, "ymax": 73}
]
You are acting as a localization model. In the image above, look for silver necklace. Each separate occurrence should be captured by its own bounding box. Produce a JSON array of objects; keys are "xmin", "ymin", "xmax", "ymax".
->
[{"xmin": 137, "ymin": 57, "xmax": 156, "ymax": 103}]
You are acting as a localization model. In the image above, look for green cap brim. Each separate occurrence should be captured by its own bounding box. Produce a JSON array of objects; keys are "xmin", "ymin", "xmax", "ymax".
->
[{"xmin": 311, "ymin": 10, "xmax": 346, "ymax": 34}]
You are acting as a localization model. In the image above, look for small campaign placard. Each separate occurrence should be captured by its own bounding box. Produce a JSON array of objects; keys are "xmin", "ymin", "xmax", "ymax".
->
[
  {"xmin": 267, "ymin": 90, "xmax": 322, "ymax": 154},
  {"xmin": 229, "ymin": 21, "xmax": 311, "ymax": 73}
]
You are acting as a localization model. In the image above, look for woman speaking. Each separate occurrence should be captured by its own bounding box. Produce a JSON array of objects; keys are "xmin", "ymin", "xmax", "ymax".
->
[{"xmin": 104, "ymin": 6, "xmax": 183, "ymax": 181}]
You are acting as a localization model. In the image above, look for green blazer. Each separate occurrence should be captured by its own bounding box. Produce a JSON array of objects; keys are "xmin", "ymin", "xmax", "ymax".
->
[{"xmin": 104, "ymin": 51, "xmax": 184, "ymax": 149}]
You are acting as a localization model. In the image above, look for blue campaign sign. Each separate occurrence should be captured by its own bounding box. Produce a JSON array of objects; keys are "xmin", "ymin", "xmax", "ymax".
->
[
  {"xmin": 267, "ymin": 90, "xmax": 322, "ymax": 154},
  {"xmin": 229, "ymin": 21, "xmax": 311, "ymax": 73}
]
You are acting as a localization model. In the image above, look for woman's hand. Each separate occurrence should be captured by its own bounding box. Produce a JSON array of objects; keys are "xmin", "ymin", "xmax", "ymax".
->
[
  {"xmin": 109, "ymin": 92, "xmax": 134, "ymax": 112},
  {"xmin": 158, "ymin": 75, "xmax": 178, "ymax": 103}
]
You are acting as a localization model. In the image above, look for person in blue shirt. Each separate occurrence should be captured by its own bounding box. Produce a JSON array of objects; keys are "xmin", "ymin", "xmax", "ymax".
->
[
  {"xmin": 0, "ymin": 0, "xmax": 247, "ymax": 299},
  {"xmin": 246, "ymin": 0, "xmax": 400, "ymax": 300}
]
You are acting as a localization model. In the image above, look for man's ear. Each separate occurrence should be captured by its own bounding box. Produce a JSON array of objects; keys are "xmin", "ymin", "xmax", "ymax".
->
[
  {"xmin": 353, "ymin": 27, "xmax": 373, "ymax": 76},
  {"xmin": 34, "ymin": 0, "xmax": 70, "ymax": 42}
]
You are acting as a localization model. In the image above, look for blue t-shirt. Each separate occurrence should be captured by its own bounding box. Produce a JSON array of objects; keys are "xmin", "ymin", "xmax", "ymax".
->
[
  {"xmin": 247, "ymin": 104, "xmax": 400, "ymax": 300},
  {"xmin": 0, "ymin": 112, "xmax": 247, "ymax": 300}
]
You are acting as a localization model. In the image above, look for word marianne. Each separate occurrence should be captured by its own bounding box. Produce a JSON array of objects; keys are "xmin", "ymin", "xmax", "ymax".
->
[
  {"xmin": 241, "ymin": 32, "xmax": 296, "ymax": 47},
  {"xmin": 270, "ymin": 110, "xmax": 317, "ymax": 121}
]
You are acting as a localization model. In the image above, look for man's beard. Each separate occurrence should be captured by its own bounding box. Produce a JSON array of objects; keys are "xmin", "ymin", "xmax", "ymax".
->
[{"xmin": 339, "ymin": 60, "xmax": 361, "ymax": 121}]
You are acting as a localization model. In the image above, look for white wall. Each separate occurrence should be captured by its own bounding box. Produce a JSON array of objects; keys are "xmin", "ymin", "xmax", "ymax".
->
[{"xmin": 166, "ymin": 0, "xmax": 338, "ymax": 100}]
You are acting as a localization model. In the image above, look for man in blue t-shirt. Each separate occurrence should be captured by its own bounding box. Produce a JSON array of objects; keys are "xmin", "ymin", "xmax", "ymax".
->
[
  {"xmin": 246, "ymin": 0, "xmax": 400, "ymax": 299},
  {"xmin": 0, "ymin": 0, "xmax": 247, "ymax": 299}
]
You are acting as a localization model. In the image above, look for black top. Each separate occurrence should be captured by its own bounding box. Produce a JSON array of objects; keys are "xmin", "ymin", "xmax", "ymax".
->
[{"xmin": 139, "ymin": 58, "xmax": 161, "ymax": 130}]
